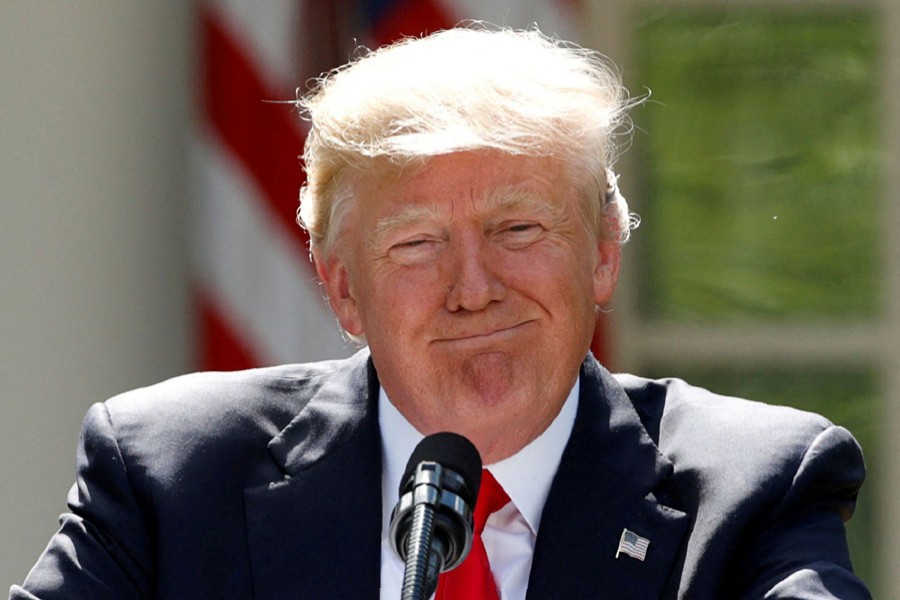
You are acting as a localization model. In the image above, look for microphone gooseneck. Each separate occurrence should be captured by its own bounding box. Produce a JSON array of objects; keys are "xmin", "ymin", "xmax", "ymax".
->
[{"xmin": 389, "ymin": 432, "xmax": 482, "ymax": 600}]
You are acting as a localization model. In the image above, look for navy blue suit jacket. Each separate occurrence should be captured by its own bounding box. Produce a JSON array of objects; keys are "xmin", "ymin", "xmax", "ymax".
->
[{"xmin": 11, "ymin": 350, "xmax": 870, "ymax": 598}]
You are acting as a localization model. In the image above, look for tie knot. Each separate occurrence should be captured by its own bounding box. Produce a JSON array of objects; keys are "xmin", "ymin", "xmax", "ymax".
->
[{"xmin": 473, "ymin": 469, "xmax": 510, "ymax": 534}]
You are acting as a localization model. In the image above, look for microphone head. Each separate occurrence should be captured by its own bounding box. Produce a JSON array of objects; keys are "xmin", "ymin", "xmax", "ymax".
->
[
  {"xmin": 401, "ymin": 432, "xmax": 482, "ymax": 503},
  {"xmin": 391, "ymin": 432, "xmax": 483, "ymax": 583}
]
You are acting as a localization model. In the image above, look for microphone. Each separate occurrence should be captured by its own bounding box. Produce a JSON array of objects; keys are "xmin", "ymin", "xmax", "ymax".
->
[{"xmin": 389, "ymin": 432, "xmax": 482, "ymax": 600}]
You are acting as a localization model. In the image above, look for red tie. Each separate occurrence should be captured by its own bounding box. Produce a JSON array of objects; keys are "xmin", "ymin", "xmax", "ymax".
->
[{"xmin": 435, "ymin": 469, "xmax": 511, "ymax": 599}]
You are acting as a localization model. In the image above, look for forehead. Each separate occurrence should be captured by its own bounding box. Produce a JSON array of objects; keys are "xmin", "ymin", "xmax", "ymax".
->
[{"xmin": 358, "ymin": 151, "xmax": 570, "ymax": 219}]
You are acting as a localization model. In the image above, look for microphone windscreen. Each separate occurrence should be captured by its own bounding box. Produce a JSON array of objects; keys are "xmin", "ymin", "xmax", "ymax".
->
[{"xmin": 401, "ymin": 432, "xmax": 482, "ymax": 501}]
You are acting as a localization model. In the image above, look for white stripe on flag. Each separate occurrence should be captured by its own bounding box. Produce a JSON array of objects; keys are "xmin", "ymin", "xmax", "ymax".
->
[
  {"xmin": 213, "ymin": 0, "xmax": 304, "ymax": 88},
  {"xmin": 192, "ymin": 135, "xmax": 354, "ymax": 365}
]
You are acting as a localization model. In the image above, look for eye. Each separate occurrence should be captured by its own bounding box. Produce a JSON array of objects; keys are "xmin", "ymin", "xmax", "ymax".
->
[
  {"xmin": 387, "ymin": 237, "xmax": 441, "ymax": 265},
  {"xmin": 508, "ymin": 223, "xmax": 537, "ymax": 233},
  {"xmin": 495, "ymin": 222, "xmax": 544, "ymax": 248},
  {"xmin": 396, "ymin": 238, "xmax": 429, "ymax": 248}
]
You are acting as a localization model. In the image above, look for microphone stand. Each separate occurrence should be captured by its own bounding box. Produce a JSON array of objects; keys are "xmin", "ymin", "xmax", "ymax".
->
[{"xmin": 399, "ymin": 463, "xmax": 447, "ymax": 600}]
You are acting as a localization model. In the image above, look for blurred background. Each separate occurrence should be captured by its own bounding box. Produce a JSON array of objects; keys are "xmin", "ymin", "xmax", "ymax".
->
[{"xmin": 2, "ymin": 0, "xmax": 897, "ymax": 595}]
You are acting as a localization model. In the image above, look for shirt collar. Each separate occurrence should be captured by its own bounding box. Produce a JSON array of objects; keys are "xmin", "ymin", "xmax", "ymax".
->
[{"xmin": 379, "ymin": 379, "xmax": 579, "ymax": 536}]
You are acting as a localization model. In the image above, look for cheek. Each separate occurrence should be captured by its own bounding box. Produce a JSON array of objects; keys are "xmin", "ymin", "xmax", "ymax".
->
[
  {"xmin": 524, "ymin": 249, "xmax": 601, "ymax": 321},
  {"xmin": 364, "ymin": 269, "xmax": 445, "ymax": 328},
  {"xmin": 511, "ymin": 240, "xmax": 594, "ymax": 289}
]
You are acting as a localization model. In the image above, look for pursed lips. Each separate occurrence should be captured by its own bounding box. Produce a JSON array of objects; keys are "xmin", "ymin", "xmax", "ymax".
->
[{"xmin": 432, "ymin": 320, "xmax": 536, "ymax": 344}]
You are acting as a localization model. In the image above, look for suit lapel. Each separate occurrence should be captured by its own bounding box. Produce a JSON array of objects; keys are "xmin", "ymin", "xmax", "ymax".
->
[
  {"xmin": 243, "ymin": 350, "xmax": 383, "ymax": 599},
  {"xmin": 526, "ymin": 356, "xmax": 690, "ymax": 600}
]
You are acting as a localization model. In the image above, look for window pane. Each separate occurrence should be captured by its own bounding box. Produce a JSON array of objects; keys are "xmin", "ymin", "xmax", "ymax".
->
[
  {"xmin": 633, "ymin": 9, "xmax": 880, "ymax": 321},
  {"xmin": 643, "ymin": 365, "xmax": 878, "ymax": 587}
]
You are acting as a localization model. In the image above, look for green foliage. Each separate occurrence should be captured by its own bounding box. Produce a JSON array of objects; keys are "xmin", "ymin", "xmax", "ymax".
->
[{"xmin": 634, "ymin": 8, "xmax": 880, "ymax": 321}]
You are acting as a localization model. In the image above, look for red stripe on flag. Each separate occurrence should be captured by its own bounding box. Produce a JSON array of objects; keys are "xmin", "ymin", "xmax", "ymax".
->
[
  {"xmin": 371, "ymin": 0, "xmax": 455, "ymax": 47},
  {"xmin": 196, "ymin": 289, "xmax": 260, "ymax": 371},
  {"xmin": 200, "ymin": 7, "xmax": 312, "ymax": 266}
]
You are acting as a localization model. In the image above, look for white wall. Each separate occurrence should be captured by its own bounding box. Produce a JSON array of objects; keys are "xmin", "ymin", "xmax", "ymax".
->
[{"xmin": 0, "ymin": 3, "xmax": 193, "ymax": 588}]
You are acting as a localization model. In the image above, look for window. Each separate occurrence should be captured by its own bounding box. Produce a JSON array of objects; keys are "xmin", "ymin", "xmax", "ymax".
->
[{"xmin": 618, "ymin": 4, "xmax": 885, "ymax": 589}]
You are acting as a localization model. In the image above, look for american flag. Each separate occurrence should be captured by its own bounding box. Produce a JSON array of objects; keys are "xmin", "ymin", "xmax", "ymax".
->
[
  {"xmin": 616, "ymin": 528, "xmax": 651, "ymax": 561},
  {"xmin": 193, "ymin": 0, "xmax": 594, "ymax": 371}
]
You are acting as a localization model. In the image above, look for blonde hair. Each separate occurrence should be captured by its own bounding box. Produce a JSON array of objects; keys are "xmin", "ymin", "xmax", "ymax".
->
[{"xmin": 297, "ymin": 23, "xmax": 638, "ymax": 257}]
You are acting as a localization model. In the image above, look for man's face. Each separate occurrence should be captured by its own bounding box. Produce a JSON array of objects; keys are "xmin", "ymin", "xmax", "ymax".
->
[{"xmin": 316, "ymin": 151, "xmax": 619, "ymax": 462}]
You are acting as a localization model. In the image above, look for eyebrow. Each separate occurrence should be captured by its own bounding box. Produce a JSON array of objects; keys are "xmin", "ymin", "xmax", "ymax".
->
[
  {"xmin": 371, "ymin": 185, "xmax": 559, "ymax": 245},
  {"xmin": 481, "ymin": 185, "xmax": 558, "ymax": 219},
  {"xmin": 372, "ymin": 204, "xmax": 442, "ymax": 247}
]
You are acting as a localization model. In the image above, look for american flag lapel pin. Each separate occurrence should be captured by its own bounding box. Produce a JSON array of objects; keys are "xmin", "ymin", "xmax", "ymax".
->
[{"xmin": 616, "ymin": 528, "xmax": 650, "ymax": 561}]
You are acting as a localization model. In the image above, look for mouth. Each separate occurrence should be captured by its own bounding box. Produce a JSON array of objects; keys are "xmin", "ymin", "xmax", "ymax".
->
[{"xmin": 434, "ymin": 320, "xmax": 535, "ymax": 345}]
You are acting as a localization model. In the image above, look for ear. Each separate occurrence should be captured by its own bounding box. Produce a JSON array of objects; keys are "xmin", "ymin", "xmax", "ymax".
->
[
  {"xmin": 593, "ymin": 240, "xmax": 621, "ymax": 306},
  {"xmin": 313, "ymin": 249, "xmax": 365, "ymax": 336}
]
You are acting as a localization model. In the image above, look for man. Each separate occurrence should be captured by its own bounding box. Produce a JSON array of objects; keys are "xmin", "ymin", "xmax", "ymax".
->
[{"xmin": 12, "ymin": 25, "xmax": 869, "ymax": 599}]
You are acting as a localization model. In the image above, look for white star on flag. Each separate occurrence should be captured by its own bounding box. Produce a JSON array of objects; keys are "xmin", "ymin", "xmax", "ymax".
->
[{"xmin": 616, "ymin": 528, "xmax": 650, "ymax": 561}]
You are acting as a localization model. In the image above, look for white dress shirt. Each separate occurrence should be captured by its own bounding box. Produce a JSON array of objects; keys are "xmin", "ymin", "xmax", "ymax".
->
[{"xmin": 379, "ymin": 381, "xmax": 579, "ymax": 600}]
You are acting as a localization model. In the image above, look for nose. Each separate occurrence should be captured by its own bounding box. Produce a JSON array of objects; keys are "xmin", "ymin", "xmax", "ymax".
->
[{"xmin": 445, "ymin": 233, "xmax": 505, "ymax": 312}]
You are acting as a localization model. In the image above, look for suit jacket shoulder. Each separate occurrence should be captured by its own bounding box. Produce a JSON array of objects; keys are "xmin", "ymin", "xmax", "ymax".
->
[
  {"xmin": 611, "ymin": 372, "xmax": 869, "ymax": 598},
  {"xmin": 98, "ymin": 357, "xmax": 353, "ymax": 490},
  {"xmin": 13, "ymin": 349, "xmax": 382, "ymax": 599}
]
